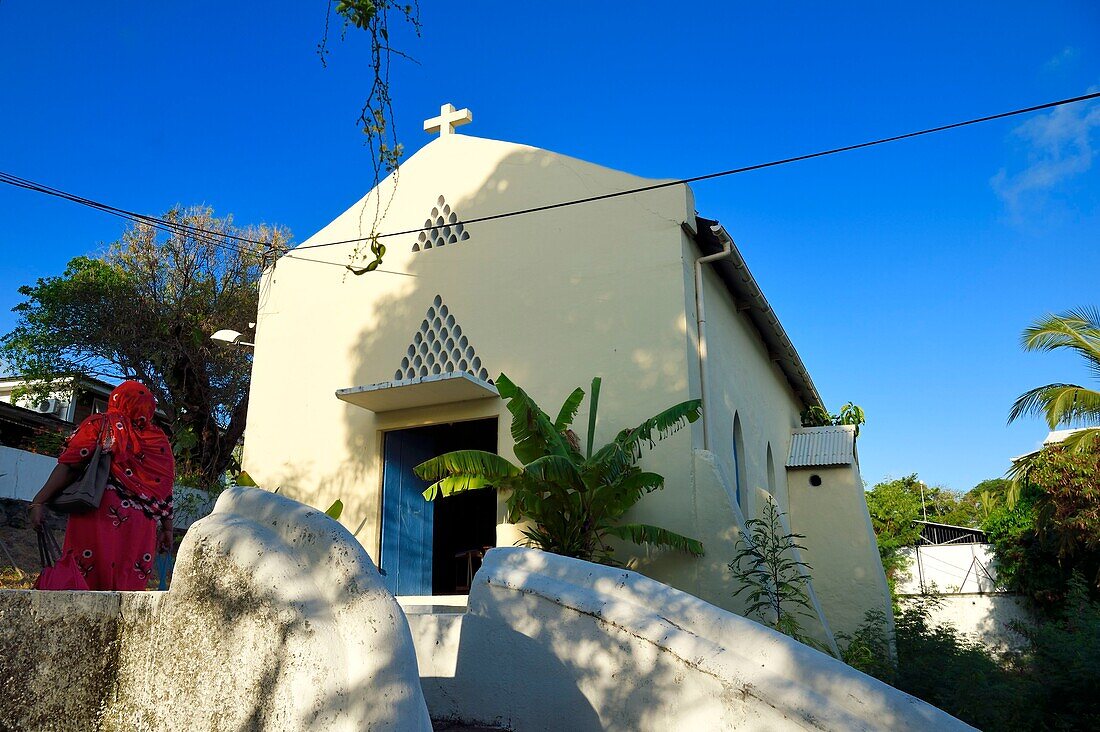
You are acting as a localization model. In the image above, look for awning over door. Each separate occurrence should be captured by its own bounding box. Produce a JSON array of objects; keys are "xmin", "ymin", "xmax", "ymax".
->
[{"xmin": 336, "ymin": 372, "xmax": 499, "ymax": 413}]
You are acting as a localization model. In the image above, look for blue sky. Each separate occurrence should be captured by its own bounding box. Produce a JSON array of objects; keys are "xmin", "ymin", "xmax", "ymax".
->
[{"xmin": 1, "ymin": 2, "xmax": 1097, "ymax": 492}]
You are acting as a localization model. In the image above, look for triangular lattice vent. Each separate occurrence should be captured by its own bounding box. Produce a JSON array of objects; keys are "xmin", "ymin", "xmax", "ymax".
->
[
  {"xmin": 395, "ymin": 295, "xmax": 491, "ymax": 382},
  {"xmin": 412, "ymin": 195, "xmax": 470, "ymax": 252}
]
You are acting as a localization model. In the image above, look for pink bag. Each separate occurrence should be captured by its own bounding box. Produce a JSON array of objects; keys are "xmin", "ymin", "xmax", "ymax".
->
[{"xmin": 34, "ymin": 529, "xmax": 89, "ymax": 591}]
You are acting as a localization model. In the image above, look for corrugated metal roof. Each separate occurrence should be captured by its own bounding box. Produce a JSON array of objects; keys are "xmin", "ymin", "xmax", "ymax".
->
[{"xmin": 786, "ymin": 425, "xmax": 856, "ymax": 467}]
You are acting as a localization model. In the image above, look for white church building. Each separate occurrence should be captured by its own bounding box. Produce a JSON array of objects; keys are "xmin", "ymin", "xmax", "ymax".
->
[{"xmin": 241, "ymin": 104, "xmax": 890, "ymax": 640}]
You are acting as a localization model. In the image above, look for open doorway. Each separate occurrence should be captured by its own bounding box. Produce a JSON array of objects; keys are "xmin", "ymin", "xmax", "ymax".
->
[{"xmin": 379, "ymin": 418, "xmax": 497, "ymax": 596}]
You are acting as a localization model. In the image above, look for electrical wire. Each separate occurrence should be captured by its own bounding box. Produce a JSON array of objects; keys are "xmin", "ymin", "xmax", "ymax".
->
[
  {"xmin": 0, "ymin": 171, "xmax": 264, "ymax": 259},
  {"xmin": 2, "ymin": 91, "xmax": 1098, "ymax": 263},
  {"xmin": 0, "ymin": 171, "xmax": 413, "ymax": 275},
  {"xmin": 291, "ymin": 91, "xmax": 1100, "ymax": 251}
]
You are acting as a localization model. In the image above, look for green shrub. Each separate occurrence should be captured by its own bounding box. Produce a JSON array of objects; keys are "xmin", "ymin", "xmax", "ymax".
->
[
  {"xmin": 1015, "ymin": 574, "xmax": 1100, "ymax": 730},
  {"xmin": 836, "ymin": 609, "xmax": 895, "ymax": 685},
  {"xmin": 892, "ymin": 596, "xmax": 1040, "ymax": 730}
]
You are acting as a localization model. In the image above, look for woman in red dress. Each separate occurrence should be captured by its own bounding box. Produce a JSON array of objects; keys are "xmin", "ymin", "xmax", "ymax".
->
[{"xmin": 30, "ymin": 380, "xmax": 175, "ymax": 591}]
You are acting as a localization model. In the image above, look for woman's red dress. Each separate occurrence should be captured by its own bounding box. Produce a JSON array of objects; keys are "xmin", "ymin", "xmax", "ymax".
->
[{"xmin": 54, "ymin": 381, "xmax": 175, "ymax": 591}]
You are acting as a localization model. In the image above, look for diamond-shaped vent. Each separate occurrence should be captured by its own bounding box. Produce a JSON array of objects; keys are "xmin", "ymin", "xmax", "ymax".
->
[
  {"xmin": 412, "ymin": 195, "xmax": 470, "ymax": 252},
  {"xmin": 395, "ymin": 295, "xmax": 491, "ymax": 382}
]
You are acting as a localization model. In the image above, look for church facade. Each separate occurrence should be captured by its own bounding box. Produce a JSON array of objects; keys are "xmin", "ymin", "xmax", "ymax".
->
[{"xmin": 242, "ymin": 106, "xmax": 889, "ymax": 640}]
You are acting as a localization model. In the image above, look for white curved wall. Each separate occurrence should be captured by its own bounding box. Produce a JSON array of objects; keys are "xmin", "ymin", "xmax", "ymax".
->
[{"xmin": 412, "ymin": 547, "xmax": 972, "ymax": 731}]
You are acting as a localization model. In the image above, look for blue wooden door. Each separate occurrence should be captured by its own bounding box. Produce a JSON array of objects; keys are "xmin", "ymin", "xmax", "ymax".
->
[{"xmin": 380, "ymin": 429, "xmax": 437, "ymax": 595}]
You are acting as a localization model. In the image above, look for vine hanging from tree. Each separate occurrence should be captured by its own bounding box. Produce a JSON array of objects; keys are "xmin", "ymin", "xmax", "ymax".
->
[{"xmin": 319, "ymin": 1, "xmax": 421, "ymax": 275}]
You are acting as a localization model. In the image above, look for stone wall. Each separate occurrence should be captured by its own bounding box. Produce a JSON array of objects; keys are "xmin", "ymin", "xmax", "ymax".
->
[
  {"xmin": 0, "ymin": 590, "xmax": 124, "ymax": 731},
  {"xmin": 0, "ymin": 445, "xmax": 56, "ymax": 502},
  {"xmin": 0, "ymin": 487, "xmax": 431, "ymax": 732}
]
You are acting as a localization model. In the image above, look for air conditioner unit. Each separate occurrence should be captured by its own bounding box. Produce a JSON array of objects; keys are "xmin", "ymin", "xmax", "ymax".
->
[{"xmin": 34, "ymin": 398, "xmax": 62, "ymax": 414}]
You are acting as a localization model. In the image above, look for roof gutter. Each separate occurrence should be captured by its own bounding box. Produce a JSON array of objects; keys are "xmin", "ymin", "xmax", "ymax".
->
[
  {"xmin": 693, "ymin": 223, "xmax": 734, "ymax": 451},
  {"xmin": 688, "ymin": 217, "xmax": 824, "ymax": 413}
]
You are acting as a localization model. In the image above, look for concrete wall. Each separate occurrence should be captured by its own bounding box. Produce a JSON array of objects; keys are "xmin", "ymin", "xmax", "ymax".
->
[
  {"xmin": 172, "ymin": 484, "xmax": 218, "ymax": 530},
  {"xmin": 0, "ymin": 444, "xmax": 56, "ymax": 501},
  {"xmin": 896, "ymin": 544, "xmax": 999, "ymax": 595},
  {"xmin": 0, "ymin": 444, "xmax": 216, "ymax": 529},
  {"xmin": 0, "ymin": 487, "xmax": 431, "ymax": 732},
  {"xmin": 407, "ymin": 547, "xmax": 971, "ymax": 731},
  {"xmin": 896, "ymin": 544, "xmax": 1031, "ymax": 653},
  {"xmin": 691, "ymin": 241, "xmax": 802, "ymax": 521},
  {"xmin": 787, "ymin": 461, "xmax": 894, "ymax": 639},
  {"xmin": 896, "ymin": 594, "xmax": 1033, "ymax": 654},
  {"xmin": 2, "ymin": 489, "xmax": 971, "ymax": 731}
]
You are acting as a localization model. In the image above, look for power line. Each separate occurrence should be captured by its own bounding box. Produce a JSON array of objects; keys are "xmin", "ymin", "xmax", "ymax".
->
[
  {"xmin": 0, "ymin": 171, "xmax": 266, "ymax": 259},
  {"xmin": 2, "ymin": 91, "xmax": 1098, "ymax": 263},
  {"xmin": 0, "ymin": 171, "xmax": 274, "ymax": 251},
  {"xmin": 0, "ymin": 171, "xmax": 415, "ymax": 275},
  {"xmin": 293, "ymin": 90, "xmax": 1100, "ymax": 252}
]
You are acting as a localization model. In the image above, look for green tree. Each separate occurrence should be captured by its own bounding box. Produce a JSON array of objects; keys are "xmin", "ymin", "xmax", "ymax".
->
[
  {"xmin": 1008, "ymin": 308, "xmax": 1100, "ymax": 469},
  {"xmin": 983, "ymin": 485, "xmax": 1064, "ymax": 604},
  {"xmin": 1016, "ymin": 573, "xmax": 1100, "ymax": 728},
  {"xmin": 864, "ymin": 474, "xmax": 983, "ymax": 589},
  {"xmin": 965, "ymin": 477, "xmax": 1011, "ymax": 521},
  {"xmin": 0, "ymin": 207, "xmax": 290, "ymax": 486},
  {"xmin": 799, "ymin": 401, "xmax": 866, "ymax": 436},
  {"xmin": 865, "ymin": 475, "xmax": 925, "ymax": 587},
  {"xmin": 414, "ymin": 374, "xmax": 704, "ymax": 565},
  {"xmin": 989, "ymin": 444, "xmax": 1100, "ymax": 604}
]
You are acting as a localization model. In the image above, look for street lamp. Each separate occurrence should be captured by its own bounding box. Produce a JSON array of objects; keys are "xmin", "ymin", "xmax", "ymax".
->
[{"xmin": 211, "ymin": 329, "xmax": 255, "ymax": 348}]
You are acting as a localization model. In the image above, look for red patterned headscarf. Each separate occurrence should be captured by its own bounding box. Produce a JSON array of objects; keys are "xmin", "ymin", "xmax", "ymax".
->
[{"xmin": 58, "ymin": 381, "xmax": 175, "ymax": 502}]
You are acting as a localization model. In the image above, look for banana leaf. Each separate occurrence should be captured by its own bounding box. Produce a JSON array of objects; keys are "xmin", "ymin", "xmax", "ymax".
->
[
  {"xmin": 414, "ymin": 449, "xmax": 521, "ymax": 482},
  {"xmin": 604, "ymin": 523, "xmax": 705, "ymax": 556},
  {"xmin": 554, "ymin": 386, "xmax": 586, "ymax": 432},
  {"xmin": 496, "ymin": 373, "xmax": 572, "ymax": 463}
]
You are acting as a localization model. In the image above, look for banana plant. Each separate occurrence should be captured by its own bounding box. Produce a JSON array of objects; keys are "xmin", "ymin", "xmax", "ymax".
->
[{"xmin": 414, "ymin": 374, "xmax": 704, "ymax": 565}]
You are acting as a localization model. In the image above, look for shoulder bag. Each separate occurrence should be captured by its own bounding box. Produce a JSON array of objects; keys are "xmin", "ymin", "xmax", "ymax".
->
[{"xmin": 49, "ymin": 418, "xmax": 112, "ymax": 514}]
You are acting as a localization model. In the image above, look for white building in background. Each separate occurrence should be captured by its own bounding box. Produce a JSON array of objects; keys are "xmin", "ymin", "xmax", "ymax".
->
[
  {"xmin": 896, "ymin": 521, "xmax": 1031, "ymax": 651},
  {"xmin": 0, "ymin": 374, "xmax": 113, "ymax": 425},
  {"xmin": 241, "ymin": 103, "xmax": 891, "ymax": 641},
  {"xmin": 0, "ymin": 375, "xmax": 115, "ymax": 501}
]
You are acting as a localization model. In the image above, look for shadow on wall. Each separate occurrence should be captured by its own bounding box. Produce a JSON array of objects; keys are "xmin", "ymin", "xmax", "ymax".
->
[
  {"xmin": 333, "ymin": 145, "xmax": 697, "ymax": 557},
  {"xmin": 0, "ymin": 487, "xmax": 432, "ymax": 732},
  {"xmin": 417, "ymin": 547, "xmax": 972, "ymax": 731}
]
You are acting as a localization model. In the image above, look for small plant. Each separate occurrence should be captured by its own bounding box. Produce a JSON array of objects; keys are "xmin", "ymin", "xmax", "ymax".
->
[
  {"xmin": 729, "ymin": 501, "xmax": 830, "ymax": 653},
  {"xmin": 837, "ymin": 609, "xmax": 896, "ymax": 684},
  {"xmin": 800, "ymin": 402, "xmax": 866, "ymax": 436}
]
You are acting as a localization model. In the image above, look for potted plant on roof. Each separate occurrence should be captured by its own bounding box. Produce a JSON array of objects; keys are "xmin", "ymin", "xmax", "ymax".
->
[{"xmin": 414, "ymin": 374, "xmax": 705, "ymax": 566}]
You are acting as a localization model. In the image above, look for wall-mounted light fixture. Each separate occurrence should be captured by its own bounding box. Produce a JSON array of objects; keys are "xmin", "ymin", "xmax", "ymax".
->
[{"xmin": 211, "ymin": 329, "xmax": 255, "ymax": 348}]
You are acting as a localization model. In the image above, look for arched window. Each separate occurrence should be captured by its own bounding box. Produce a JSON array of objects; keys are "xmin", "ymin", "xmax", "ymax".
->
[
  {"xmin": 732, "ymin": 413, "xmax": 746, "ymax": 511},
  {"xmin": 766, "ymin": 443, "xmax": 776, "ymax": 497}
]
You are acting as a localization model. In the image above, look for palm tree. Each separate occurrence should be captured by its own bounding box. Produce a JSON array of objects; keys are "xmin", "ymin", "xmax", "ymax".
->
[
  {"xmin": 1009, "ymin": 308, "xmax": 1100, "ymax": 448},
  {"xmin": 414, "ymin": 373, "xmax": 704, "ymax": 565},
  {"xmin": 1008, "ymin": 308, "xmax": 1100, "ymax": 492}
]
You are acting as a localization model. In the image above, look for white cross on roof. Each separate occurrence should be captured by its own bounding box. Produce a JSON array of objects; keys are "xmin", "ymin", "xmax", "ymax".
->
[{"xmin": 424, "ymin": 103, "xmax": 473, "ymax": 137}]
